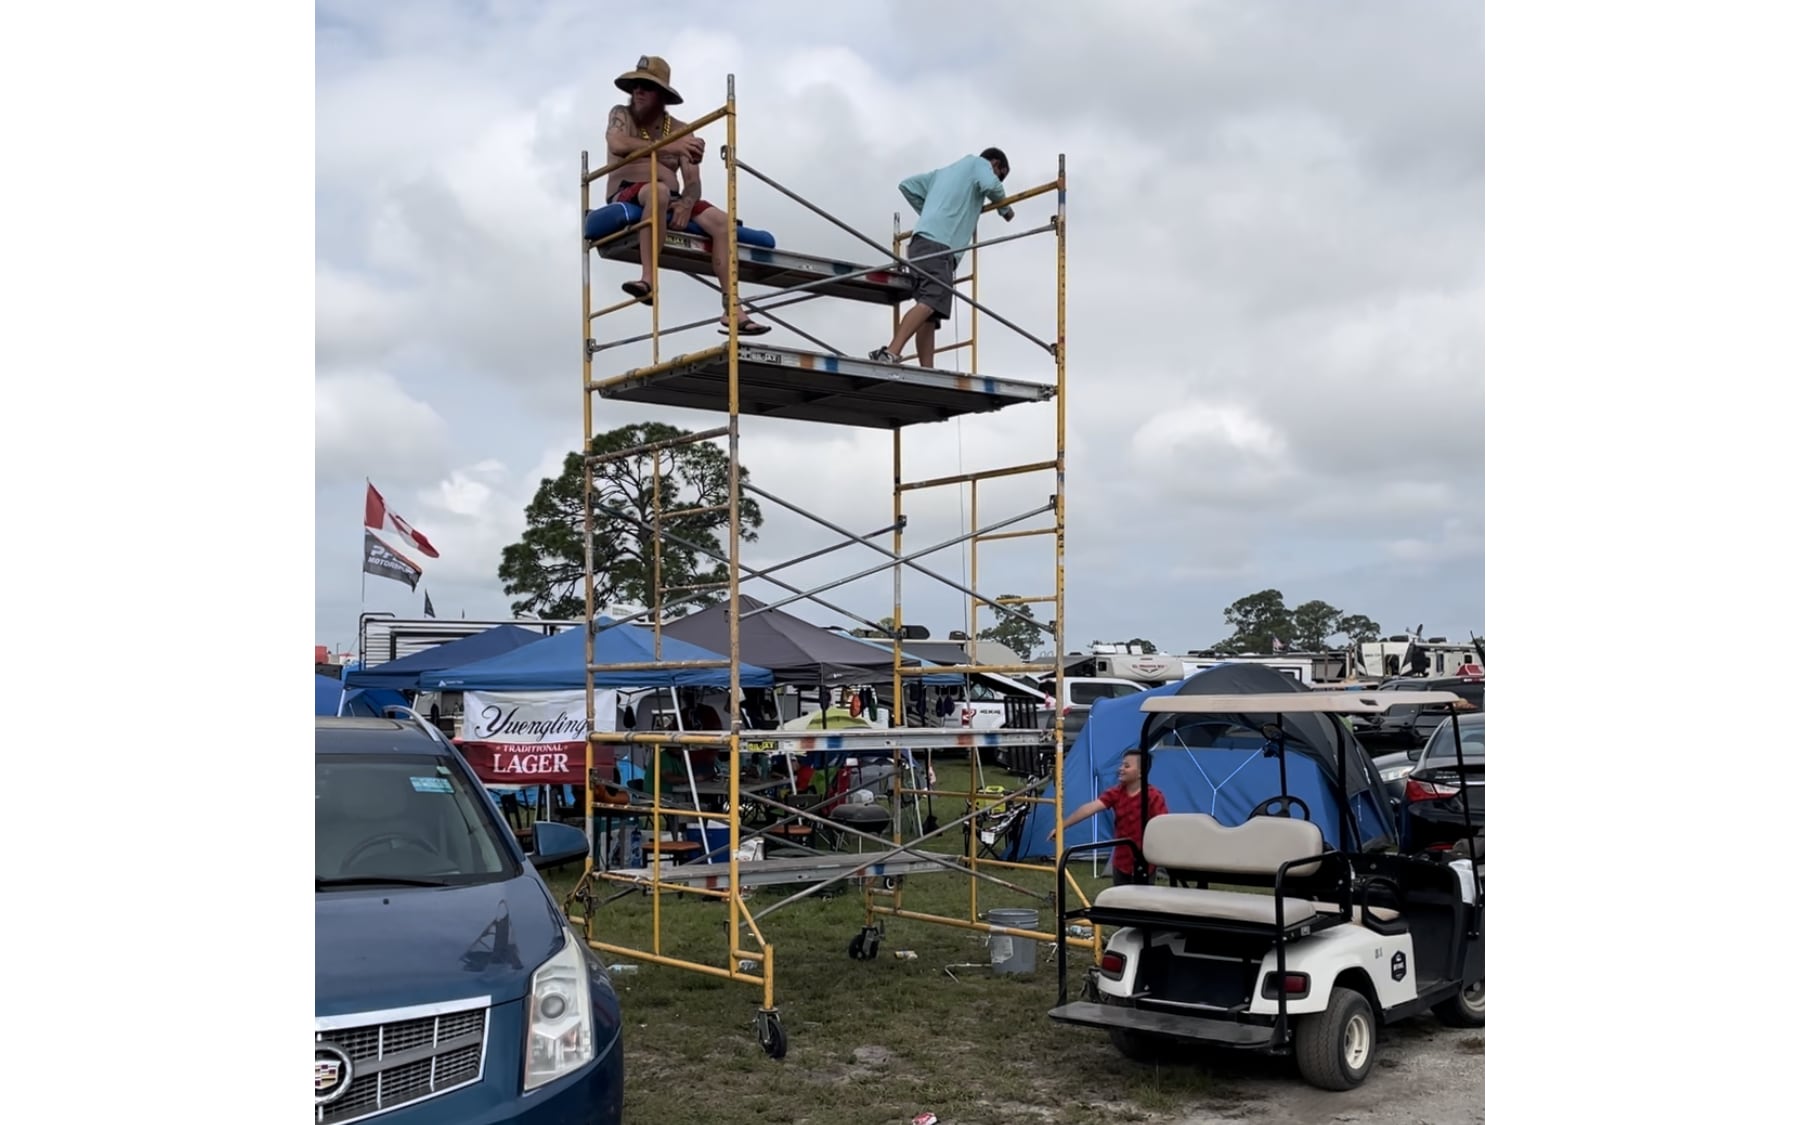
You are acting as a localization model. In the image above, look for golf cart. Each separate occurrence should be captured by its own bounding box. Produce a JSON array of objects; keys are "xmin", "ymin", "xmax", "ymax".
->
[{"xmin": 1049, "ymin": 690, "xmax": 1484, "ymax": 1091}]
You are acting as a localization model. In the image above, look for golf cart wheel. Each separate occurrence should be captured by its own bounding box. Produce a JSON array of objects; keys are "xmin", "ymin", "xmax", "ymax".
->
[
  {"xmin": 755, "ymin": 1009, "xmax": 787, "ymax": 1060},
  {"xmin": 1432, "ymin": 980, "xmax": 1485, "ymax": 1028},
  {"xmin": 1295, "ymin": 987, "xmax": 1378, "ymax": 1091}
]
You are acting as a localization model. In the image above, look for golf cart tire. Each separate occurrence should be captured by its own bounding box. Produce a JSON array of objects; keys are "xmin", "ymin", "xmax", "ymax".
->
[
  {"xmin": 1432, "ymin": 981, "xmax": 1485, "ymax": 1028},
  {"xmin": 1295, "ymin": 987, "xmax": 1378, "ymax": 1091}
]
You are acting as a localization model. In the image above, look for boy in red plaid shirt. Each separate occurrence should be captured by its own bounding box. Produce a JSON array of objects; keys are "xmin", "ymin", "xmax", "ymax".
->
[{"xmin": 1051, "ymin": 749, "xmax": 1169, "ymax": 885}]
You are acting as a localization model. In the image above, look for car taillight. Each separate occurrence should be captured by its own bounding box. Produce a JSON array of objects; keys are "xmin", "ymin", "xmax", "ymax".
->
[
  {"xmin": 1261, "ymin": 972, "xmax": 1310, "ymax": 999},
  {"xmin": 1404, "ymin": 777, "xmax": 1459, "ymax": 803},
  {"xmin": 1099, "ymin": 951, "xmax": 1126, "ymax": 979}
]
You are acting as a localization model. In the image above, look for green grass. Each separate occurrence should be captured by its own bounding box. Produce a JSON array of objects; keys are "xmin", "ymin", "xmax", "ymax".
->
[{"xmin": 542, "ymin": 756, "xmax": 1243, "ymax": 1125}]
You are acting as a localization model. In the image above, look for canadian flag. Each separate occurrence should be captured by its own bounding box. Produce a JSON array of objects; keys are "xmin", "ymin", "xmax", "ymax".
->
[{"xmin": 364, "ymin": 483, "xmax": 441, "ymax": 559}]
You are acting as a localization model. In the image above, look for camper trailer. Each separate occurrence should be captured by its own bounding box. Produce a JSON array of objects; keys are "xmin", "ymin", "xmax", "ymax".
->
[
  {"xmin": 1358, "ymin": 635, "xmax": 1484, "ymax": 680},
  {"xmin": 356, "ymin": 613, "xmax": 585, "ymax": 665},
  {"xmin": 1063, "ymin": 644, "xmax": 1188, "ymax": 685},
  {"xmin": 1177, "ymin": 653, "xmax": 1317, "ymax": 686}
]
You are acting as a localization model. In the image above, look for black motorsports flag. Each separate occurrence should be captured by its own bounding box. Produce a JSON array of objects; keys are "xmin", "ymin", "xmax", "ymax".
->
[{"xmin": 363, "ymin": 531, "xmax": 423, "ymax": 591}]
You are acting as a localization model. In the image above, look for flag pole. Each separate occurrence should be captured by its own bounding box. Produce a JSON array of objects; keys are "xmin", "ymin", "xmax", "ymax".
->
[{"xmin": 360, "ymin": 479, "xmax": 369, "ymax": 644}]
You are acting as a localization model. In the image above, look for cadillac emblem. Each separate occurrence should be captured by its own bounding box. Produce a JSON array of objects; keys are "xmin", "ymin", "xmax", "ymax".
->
[{"xmin": 315, "ymin": 1044, "xmax": 354, "ymax": 1105}]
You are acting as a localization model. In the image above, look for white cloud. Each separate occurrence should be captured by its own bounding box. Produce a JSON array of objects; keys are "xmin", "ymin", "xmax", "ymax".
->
[{"xmin": 314, "ymin": 371, "xmax": 450, "ymax": 484}]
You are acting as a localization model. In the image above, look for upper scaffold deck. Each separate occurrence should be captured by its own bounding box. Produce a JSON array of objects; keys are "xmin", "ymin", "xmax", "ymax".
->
[
  {"xmin": 587, "ymin": 343, "xmax": 1057, "ymax": 430},
  {"xmin": 596, "ymin": 229, "xmax": 914, "ymax": 306}
]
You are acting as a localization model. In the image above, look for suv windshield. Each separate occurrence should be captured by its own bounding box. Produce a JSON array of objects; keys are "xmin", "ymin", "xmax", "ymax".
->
[
  {"xmin": 1419, "ymin": 716, "xmax": 1485, "ymax": 767},
  {"xmin": 316, "ymin": 753, "xmax": 517, "ymax": 887}
]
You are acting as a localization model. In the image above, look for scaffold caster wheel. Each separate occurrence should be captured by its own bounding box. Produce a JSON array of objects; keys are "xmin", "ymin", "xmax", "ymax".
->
[
  {"xmin": 848, "ymin": 925, "xmax": 882, "ymax": 960},
  {"xmin": 756, "ymin": 1010, "xmax": 787, "ymax": 1060}
]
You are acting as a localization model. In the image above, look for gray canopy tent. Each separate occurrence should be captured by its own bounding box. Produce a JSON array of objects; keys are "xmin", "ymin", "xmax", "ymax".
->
[{"xmin": 660, "ymin": 595, "xmax": 923, "ymax": 687}]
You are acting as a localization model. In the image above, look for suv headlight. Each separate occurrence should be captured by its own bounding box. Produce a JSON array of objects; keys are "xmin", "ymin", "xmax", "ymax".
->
[{"xmin": 524, "ymin": 927, "xmax": 594, "ymax": 1090}]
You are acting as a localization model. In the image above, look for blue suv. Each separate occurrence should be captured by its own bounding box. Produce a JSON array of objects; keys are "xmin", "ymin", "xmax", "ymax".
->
[{"xmin": 316, "ymin": 715, "xmax": 623, "ymax": 1124}]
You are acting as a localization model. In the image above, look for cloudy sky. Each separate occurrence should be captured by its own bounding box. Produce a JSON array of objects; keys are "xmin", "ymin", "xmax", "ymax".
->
[{"xmin": 314, "ymin": 0, "xmax": 1484, "ymax": 656}]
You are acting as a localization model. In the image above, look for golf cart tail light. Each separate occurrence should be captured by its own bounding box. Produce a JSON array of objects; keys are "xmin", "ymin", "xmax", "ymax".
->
[
  {"xmin": 524, "ymin": 931, "xmax": 595, "ymax": 1091},
  {"xmin": 1261, "ymin": 972, "xmax": 1310, "ymax": 999},
  {"xmin": 1099, "ymin": 951, "xmax": 1126, "ymax": 979}
]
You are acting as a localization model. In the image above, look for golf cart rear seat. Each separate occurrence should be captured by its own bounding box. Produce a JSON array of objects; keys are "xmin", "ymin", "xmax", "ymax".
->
[{"xmin": 1089, "ymin": 814, "xmax": 1368, "ymax": 932}]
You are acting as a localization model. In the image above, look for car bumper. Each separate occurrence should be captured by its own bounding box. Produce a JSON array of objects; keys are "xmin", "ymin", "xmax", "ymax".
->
[{"xmin": 1402, "ymin": 803, "xmax": 1484, "ymax": 850}]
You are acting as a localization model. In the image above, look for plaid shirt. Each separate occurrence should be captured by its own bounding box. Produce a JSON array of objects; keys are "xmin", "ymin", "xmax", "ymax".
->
[{"xmin": 1100, "ymin": 784, "xmax": 1168, "ymax": 875}]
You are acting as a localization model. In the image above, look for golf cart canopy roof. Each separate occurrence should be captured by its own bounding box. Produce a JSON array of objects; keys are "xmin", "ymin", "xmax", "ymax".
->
[{"xmin": 1141, "ymin": 691, "xmax": 1469, "ymax": 716}]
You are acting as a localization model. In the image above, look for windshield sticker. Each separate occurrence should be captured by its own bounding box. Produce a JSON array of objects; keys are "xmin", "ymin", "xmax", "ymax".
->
[{"xmin": 410, "ymin": 776, "xmax": 454, "ymax": 794}]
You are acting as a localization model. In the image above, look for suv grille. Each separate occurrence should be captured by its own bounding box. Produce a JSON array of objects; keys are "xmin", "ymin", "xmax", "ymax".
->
[{"xmin": 316, "ymin": 1000, "xmax": 489, "ymax": 1124}]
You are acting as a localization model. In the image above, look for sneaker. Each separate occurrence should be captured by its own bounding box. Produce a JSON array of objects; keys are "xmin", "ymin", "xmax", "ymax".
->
[{"xmin": 868, "ymin": 346, "xmax": 898, "ymax": 363}]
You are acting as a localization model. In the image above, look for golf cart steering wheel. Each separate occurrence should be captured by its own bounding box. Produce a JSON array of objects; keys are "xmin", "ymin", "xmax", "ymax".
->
[
  {"xmin": 342, "ymin": 831, "xmax": 443, "ymax": 872},
  {"xmin": 1248, "ymin": 795, "xmax": 1311, "ymax": 821}
]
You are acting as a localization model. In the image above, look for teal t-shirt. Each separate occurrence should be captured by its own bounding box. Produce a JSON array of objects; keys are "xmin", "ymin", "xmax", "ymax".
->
[{"xmin": 898, "ymin": 154, "xmax": 1008, "ymax": 264}]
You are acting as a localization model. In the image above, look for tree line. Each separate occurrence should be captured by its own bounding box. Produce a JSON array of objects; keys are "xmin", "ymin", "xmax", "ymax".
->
[{"xmin": 493, "ymin": 427, "xmax": 1409, "ymax": 663}]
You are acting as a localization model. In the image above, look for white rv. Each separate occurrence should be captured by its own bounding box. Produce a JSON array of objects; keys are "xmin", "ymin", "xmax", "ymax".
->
[
  {"xmin": 1176, "ymin": 653, "xmax": 1316, "ymax": 686},
  {"xmin": 1358, "ymin": 636, "xmax": 1484, "ymax": 680},
  {"xmin": 1062, "ymin": 644, "xmax": 1188, "ymax": 685}
]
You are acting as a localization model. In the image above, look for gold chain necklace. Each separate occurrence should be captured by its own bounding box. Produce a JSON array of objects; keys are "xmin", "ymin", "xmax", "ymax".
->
[{"xmin": 635, "ymin": 115, "xmax": 672, "ymax": 142}]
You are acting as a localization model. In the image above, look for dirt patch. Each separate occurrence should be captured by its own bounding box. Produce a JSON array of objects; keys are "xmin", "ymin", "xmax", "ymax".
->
[{"xmin": 1168, "ymin": 1024, "xmax": 1484, "ymax": 1125}]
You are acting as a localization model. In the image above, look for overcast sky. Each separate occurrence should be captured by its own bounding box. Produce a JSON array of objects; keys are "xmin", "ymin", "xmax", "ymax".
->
[{"xmin": 314, "ymin": 0, "xmax": 1484, "ymax": 656}]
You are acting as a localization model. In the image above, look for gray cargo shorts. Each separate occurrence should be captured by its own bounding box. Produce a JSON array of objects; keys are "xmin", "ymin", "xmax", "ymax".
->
[{"xmin": 906, "ymin": 234, "xmax": 955, "ymax": 323}]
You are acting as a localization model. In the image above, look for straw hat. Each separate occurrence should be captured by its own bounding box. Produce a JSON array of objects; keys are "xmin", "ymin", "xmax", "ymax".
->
[{"xmin": 615, "ymin": 55, "xmax": 683, "ymax": 105}]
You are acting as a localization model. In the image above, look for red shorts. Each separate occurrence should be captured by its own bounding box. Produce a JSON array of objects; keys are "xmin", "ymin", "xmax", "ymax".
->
[{"xmin": 611, "ymin": 181, "xmax": 714, "ymax": 224}]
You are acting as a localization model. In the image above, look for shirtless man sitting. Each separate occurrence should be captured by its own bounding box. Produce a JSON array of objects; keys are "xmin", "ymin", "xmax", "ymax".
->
[{"xmin": 603, "ymin": 55, "xmax": 769, "ymax": 337}]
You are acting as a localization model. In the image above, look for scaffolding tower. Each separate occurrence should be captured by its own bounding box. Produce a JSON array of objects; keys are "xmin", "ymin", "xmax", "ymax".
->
[{"xmin": 565, "ymin": 75, "xmax": 1091, "ymax": 1058}]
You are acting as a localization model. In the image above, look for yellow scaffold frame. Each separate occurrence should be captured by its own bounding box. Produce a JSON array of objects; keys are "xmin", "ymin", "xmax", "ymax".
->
[{"xmin": 563, "ymin": 73, "xmax": 1092, "ymax": 1057}]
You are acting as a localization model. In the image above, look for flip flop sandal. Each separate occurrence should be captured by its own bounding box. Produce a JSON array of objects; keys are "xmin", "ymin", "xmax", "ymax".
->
[
  {"xmin": 718, "ymin": 319, "xmax": 772, "ymax": 336},
  {"xmin": 621, "ymin": 280, "xmax": 653, "ymax": 305}
]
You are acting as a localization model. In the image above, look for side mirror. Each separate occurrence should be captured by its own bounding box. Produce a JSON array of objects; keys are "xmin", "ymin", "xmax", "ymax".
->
[{"xmin": 530, "ymin": 820, "xmax": 590, "ymax": 869}]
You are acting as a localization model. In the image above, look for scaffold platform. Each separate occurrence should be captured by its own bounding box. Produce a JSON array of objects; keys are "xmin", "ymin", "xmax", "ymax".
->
[
  {"xmin": 597, "ymin": 229, "xmax": 915, "ymax": 306},
  {"xmin": 602, "ymin": 851, "xmax": 963, "ymax": 892},
  {"xmin": 588, "ymin": 343, "xmax": 1056, "ymax": 429}
]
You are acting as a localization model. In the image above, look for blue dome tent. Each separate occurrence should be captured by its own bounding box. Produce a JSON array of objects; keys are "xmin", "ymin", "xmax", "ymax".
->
[{"xmin": 1014, "ymin": 663, "xmax": 1400, "ymax": 863}]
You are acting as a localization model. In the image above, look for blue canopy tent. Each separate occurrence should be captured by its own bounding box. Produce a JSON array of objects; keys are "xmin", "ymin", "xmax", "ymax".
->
[
  {"xmin": 344, "ymin": 625, "xmax": 549, "ymax": 692},
  {"xmin": 315, "ymin": 673, "xmax": 409, "ymax": 717},
  {"xmin": 423, "ymin": 618, "xmax": 774, "ymax": 691},
  {"xmin": 316, "ymin": 674, "xmax": 346, "ymax": 715},
  {"xmin": 1014, "ymin": 663, "xmax": 1400, "ymax": 863},
  {"xmin": 421, "ymin": 619, "xmax": 776, "ymax": 811}
]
